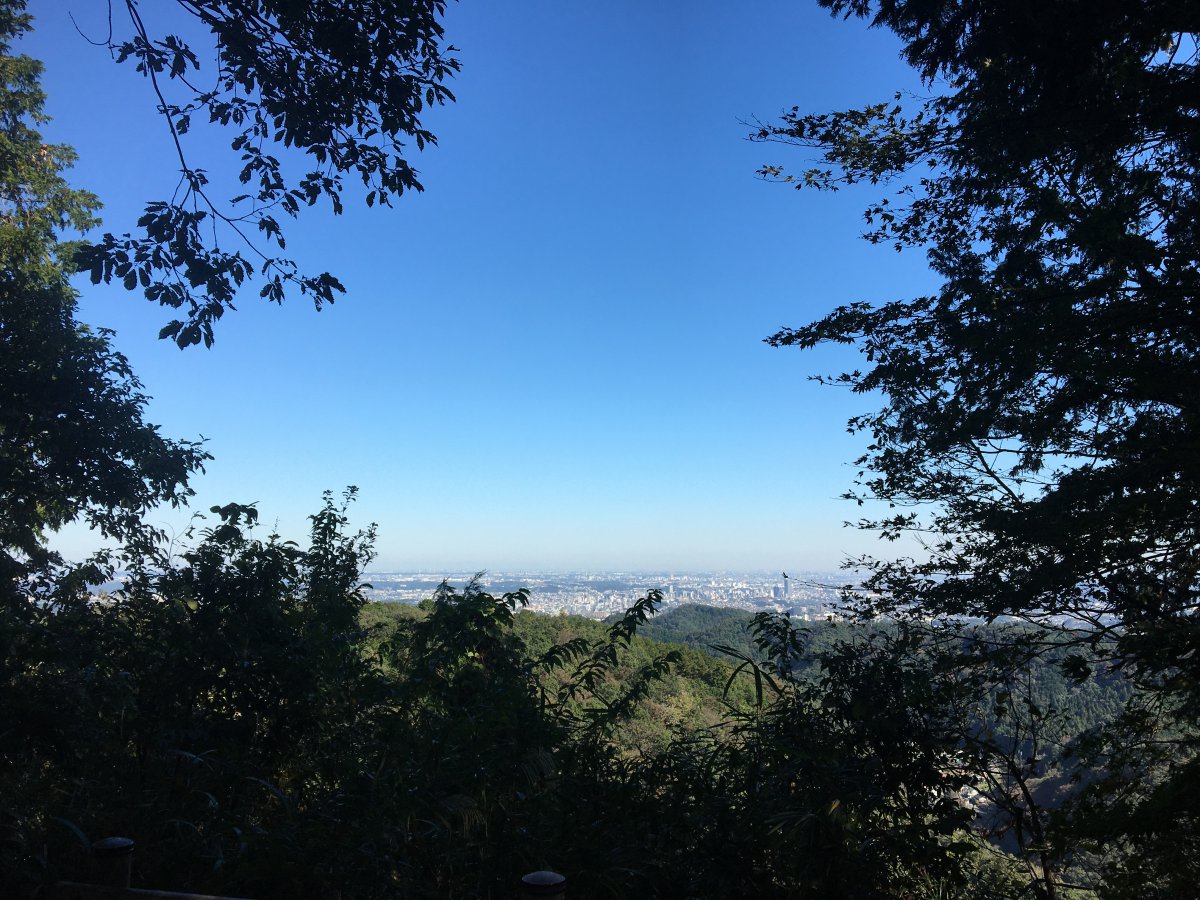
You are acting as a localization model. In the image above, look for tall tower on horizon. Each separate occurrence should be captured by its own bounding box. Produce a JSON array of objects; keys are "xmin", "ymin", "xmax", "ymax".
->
[{"xmin": 782, "ymin": 572, "xmax": 789, "ymax": 601}]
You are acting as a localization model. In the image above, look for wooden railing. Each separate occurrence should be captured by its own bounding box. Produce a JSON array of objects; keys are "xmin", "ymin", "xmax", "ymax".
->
[
  {"xmin": 53, "ymin": 838, "xmax": 253, "ymax": 900},
  {"xmin": 54, "ymin": 837, "xmax": 567, "ymax": 899}
]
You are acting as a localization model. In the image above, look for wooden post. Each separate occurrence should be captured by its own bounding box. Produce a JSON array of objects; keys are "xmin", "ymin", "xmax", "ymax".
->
[
  {"xmin": 91, "ymin": 836, "xmax": 134, "ymax": 889},
  {"xmin": 520, "ymin": 870, "xmax": 566, "ymax": 898}
]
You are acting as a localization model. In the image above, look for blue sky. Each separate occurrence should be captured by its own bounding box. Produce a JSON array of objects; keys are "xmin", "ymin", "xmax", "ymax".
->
[{"xmin": 30, "ymin": 1, "xmax": 936, "ymax": 572}]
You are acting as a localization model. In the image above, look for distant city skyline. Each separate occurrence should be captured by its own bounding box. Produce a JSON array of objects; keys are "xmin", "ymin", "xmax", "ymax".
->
[
  {"xmin": 31, "ymin": 1, "xmax": 936, "ymax": 572},
  {"xmin": 360, "ymin": 569, "xmax": 855, "ymax": 620}
]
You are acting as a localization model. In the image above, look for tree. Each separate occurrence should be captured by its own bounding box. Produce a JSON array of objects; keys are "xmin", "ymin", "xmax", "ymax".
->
[
  {"xmin": 3, "ymin": 0, "xmax": 460, "ymax": 581},
  {"xmin": 0, "ymin": 492, "xmax": 384, "ymax": 896},
  {"xmin": 0, "ymin": 5, "xmax": 206, "ymax": 593},
  {"xmin": 0, "ymin": 13, "xmax": 212, "ymax": 890},
  {"xmin": 756, "ymin": 1, "xmax": 1198, "ymax": 895},
  {"xmin": 3, "ymin": 0, "xmax": 459, "ymax": 568},
  {"xmin": 72, "ymin": 0, "xmax": 459, "ymax": 347}
]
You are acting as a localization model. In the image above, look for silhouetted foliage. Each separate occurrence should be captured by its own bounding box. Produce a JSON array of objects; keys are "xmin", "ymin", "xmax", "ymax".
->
[
  {"xmin": 5, "ymin": 1, "xmax": 1184, "ymax": 896},
  {"xmin": 757, "ymin": 1, "xmax": 1199, "ymax": 895},
  {"xmin": 0, "ymin": 6, "xmax": 206, "ymax": 596},
  {"xmin": 70, "ymin": 0, "xmax": 459, "ymax": 346}
]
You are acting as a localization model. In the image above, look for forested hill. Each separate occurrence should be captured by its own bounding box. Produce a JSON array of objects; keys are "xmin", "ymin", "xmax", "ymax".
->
[
  {"xmin": 629, "ymin": 602, "xmax": 758, "ymax": 654},
  {"xmin": 617, "ymin": 603, "xmax": 1133, "ymax": 743},
  {"xmin": 361, "ymin": 600, "xmax": 763, "ymax": 751},
  {"xmin": 367, "ymin": 600, "xmax": 1135, "ymax": 754}
]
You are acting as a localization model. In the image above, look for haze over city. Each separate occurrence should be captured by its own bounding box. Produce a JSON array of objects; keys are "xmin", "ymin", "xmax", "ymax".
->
[{"xmin": 362, "ymin": 569, "xmax": 850, "ymax": 619}]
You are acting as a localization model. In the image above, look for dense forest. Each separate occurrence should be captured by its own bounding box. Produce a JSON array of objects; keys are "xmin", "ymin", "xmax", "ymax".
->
[
  {"xmin": 0, "ymin": 508, "xmax": 1137, "ymax": 899},
  {"xmin": 3, "ymin": 0, "xmax": 1197, "ymax": 897}
]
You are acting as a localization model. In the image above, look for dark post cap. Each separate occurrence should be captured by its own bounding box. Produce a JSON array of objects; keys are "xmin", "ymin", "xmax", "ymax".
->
[
  {"xmin": 91, "ymin": 837, "xmax": 135, "ymax": 858},
  {"xmin": 521, "ymin": 870, "xmax": 567, "ymax": 895}
]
